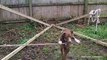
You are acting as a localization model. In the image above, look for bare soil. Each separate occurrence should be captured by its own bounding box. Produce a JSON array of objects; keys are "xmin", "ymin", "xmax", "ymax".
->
[{"xmin": 0, "ymin": 23, "xmax": 107, "ymax": 60}]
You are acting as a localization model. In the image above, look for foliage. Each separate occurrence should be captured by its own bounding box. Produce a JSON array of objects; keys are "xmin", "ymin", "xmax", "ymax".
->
[
  {"xmin": 42, "ymin": 47, "xmax": 49, "ymax": 55},
  {"xmin": 19, "ymin": 38, "xmax": 28, "ymax": 44},
  {"xmin": 64, "ymin": 23, "xmax": 107, "ymax": 40}
]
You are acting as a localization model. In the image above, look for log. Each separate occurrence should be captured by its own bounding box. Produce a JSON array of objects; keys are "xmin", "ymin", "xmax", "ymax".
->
[
  {"xmin": 0, "ymin": 4, "xmax": 50, "ymax": 26},
  {"xmin": 54, "ymin": 26, "xmax": 107, "ymax": 47},
  {"xmin": 1, "ymin": 25, "xmax": 53, "ymax": 60}
]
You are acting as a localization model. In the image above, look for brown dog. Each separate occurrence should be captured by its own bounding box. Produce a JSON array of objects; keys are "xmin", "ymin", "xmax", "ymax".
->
[{"xmin": 58, "ymin": 28, "xmax": 80, "ymax": 60}]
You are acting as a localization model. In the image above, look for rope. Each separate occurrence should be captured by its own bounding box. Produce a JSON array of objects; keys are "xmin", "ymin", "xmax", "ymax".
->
[
  {"xmin": 88, "ymin": 8, "xmax": 101, "ymax": 31},
  {"xmin": 0, "ymin": 43, "xmax": 66, "ymax": 47}
]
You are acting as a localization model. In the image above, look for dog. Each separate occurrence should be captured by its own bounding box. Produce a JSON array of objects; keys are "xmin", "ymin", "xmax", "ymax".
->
[{"xmin": 58, "ymin": 28, "xmax": 80, "ymax": 60}]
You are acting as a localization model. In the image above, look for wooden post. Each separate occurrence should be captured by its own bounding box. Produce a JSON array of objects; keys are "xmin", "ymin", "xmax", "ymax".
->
[
  {"xmin": 0, "ymin": 0, "xmax": 2, "ymax": 22},
  {"xmin": 1, "ymin": 25, "xmax": 53, "ymax": 60},
  {"xmin": 84, "ymin": 0, "xmax": 88, "ymax": 24},
  {"xmin": 0, "ymin": 4, "xmax": 50, "ymax": 26},
  {"xmin": 84, "ymin": 0, "xmax": 88, "ymax": 15},
  {"xmin": 28, "ymin": 0, "xmax": 34, "ymax": 26},
  {"xmin": 28, "ymin": 0, "xmax": 33, "ymax": 17}
]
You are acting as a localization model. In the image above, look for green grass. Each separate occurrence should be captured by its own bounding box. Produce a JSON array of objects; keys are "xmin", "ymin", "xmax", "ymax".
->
[
  {"xmin": 63, "ymin": 23, "xmax": 107, "ymax": 40},
  {"xmin": 1, "ymin": 23, "xmax": 107, "ymax": 60},
  {"xmin": 42, "ymin": 47, "xmax": 50, "ymax": 55},
  {"xmin": 17, "ymin": 23, "xmax": 38, "ymax": 44},
  {"xmin": 75, "ymin": 24, "xmax": 107, "ymax": 40},
  {"xmin": 19, "ymin": 38, "xmax": 28, "ymax": 44}
]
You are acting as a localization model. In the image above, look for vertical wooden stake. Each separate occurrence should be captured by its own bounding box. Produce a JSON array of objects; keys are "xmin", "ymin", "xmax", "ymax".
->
[
  {"xmin": 28, "ymin": 0, "xmax": 33, "ymax": 17},
  {"xmin": 28, "ymin": 0, "xmax": 34, "ymax": 26},
  {"xmin": 84, "ymin": 0, "xmax": 88, "ymax": 24}
]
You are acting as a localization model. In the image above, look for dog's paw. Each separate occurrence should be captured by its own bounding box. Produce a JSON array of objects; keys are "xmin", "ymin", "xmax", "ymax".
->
[{"xmin": 58, "ymin": 41, "xmax": 62, "ymax": 44}]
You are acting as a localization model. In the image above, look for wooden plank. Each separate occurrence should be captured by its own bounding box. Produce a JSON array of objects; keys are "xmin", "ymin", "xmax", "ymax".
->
[
  {"xmin": 0, "ymin": 4, "xmax": 50, "ymax": 26},
  {"xmin": 54, "ymin": 26, "xmax": 107, "ymax": 47},
  {"xmin": 1, "ymin": 25, "xmax": 53, "ymax": 60}
]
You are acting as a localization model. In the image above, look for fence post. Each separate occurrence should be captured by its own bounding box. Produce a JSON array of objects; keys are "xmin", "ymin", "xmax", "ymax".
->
[
  {"xmin": 26, "ymin": 0, "xmax": 34, "ymax": 25},
  {"xmin": 28, "ymin": 0, "xmax": 34, "ymax": 26},
  {"xmin": 28, "ymin": 0, "xmax": 33, "ymax": 17},
  {"xmin": 84, "ymin": 0, "xmax": 88, "ymax": 24},
  {"xmin": 0, "ymin": 0, "xmax": 2, "ymax": 22}
]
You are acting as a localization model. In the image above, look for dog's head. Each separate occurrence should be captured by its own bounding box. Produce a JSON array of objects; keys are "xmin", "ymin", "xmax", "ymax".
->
[{"xmin": 62, "ymin": 28, "xmax": 80, "ymax": 44}]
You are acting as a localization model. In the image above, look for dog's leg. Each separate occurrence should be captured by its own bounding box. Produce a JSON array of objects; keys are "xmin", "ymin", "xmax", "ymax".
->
[{"xmin": 61, "ymin": 47, "xmax": 66, "ymax": 60}]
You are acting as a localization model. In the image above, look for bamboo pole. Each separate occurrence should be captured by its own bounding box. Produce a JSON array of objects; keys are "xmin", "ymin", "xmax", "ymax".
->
[
  {"xmin": 0, "ymin": 4, "xmax": 50, "ymax": 26},
  {"xmin": 54, "ymin": 26, "xmax": 107, "ymax": 47},
  {"xmin": 0, "ymin": 43, "xmax": 60, "ymax": 47},
  {"xmin": 1, "ymin": 25, "xmax": 53, "ymax": 60},
  {"xmin": 74, "ymin": 32, "xmax": 107, "ymax": 47},
  {"xmin": 56, "ymin": 14, "xmax": 89, "ymax": 26}
]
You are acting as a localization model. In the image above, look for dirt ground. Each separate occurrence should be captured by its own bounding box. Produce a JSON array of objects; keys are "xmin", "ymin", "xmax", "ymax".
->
[{"xmin": 0, "ymin": 23, "xmax": 107, "ymax": 60}]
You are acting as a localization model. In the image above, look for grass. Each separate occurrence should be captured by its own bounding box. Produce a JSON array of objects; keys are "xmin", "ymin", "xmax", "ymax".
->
[
  {"xmin": 42, "ymin": 47, "xmax": 50, "ymax": 55},
  {"xmin": 19, "ymin": 38, "xmax": 28, "ymax": 44},
  {"xmin": 17, "ymin": 23, "xmax": 38, "ymax": 44},
  {"xmin": 75, "ymin": 23, "xmax": 107, "ymax": 40},
  {"xmin": 63, "ymin": 23, "xmax": 107, "ymax": 60},
  {"xmin": 1, "ymin": 23, "xmax": 107, "ymax": 60},
  {"xmin": 64, "ymin": 23, "xmax": 107, "ymax": 40}
]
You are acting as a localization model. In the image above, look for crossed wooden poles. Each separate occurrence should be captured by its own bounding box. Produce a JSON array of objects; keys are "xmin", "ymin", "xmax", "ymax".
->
[{"xmin": 0, "ymin": 4, "xmax": 107, "ymax": 60}]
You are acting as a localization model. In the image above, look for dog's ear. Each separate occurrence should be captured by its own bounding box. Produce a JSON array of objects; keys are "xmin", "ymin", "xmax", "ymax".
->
[{"xmin": 61, "ymin": 33, "xmax": 66, "ymax": 38}]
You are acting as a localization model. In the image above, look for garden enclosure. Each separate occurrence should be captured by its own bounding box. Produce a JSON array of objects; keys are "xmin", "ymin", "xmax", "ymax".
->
[
  {"xmin": 0, "ymin": 0, "xmax": 107, "ymax": 22},
  {"xmin": 0, "ymin": 0, "xmax": 107, "ymax": 60}
]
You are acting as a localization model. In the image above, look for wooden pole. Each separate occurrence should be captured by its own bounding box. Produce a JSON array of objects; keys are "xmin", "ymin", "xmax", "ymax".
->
[
  {"xmin": 1, "ymin": 25, "xmax": 53, "ymax": 60},
  {"xmin": 54, "ymin": 26, "xmax": 107, "ymax": 47},
  {"xmin": 84, "ymin": 0, "xmax": 88, "ymax": 24},
  {"xmin": 56, "ymin": 14, "xmax": 89, "ymax": 26},
  {"xmin": 56, "ymin": 9, "xmax": 106, "ymax": 26},
  {"xmin": 28, "ymin": 0, "xmax": 35, "ymax": 26},
  {"xmin": 28, "ymin": 0, "xmax": 33, "ymax": 17},
  {"xmin": 84, "ymin": 0, "xmax": 88, "ymax": 17},
  {"xmin": 74, "ymin": 32, "xmax": 107, "ymax": 47},
  {"xmin": 0, "ymin": 4, "xmax": 50, "ymax": 26},
  {"xmin": 0, "ymin": 43, "xmax": 61, "ymax": 47}
]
